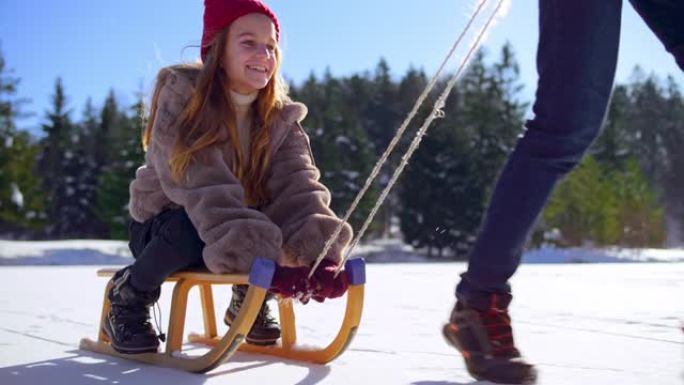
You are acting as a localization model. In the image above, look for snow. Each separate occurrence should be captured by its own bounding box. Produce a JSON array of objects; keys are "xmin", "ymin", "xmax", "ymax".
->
[
  {"xmin": 0, "ymin": 240, "xmax": 683, "ymax": 385},
  {"xmin": 0, "ymin": 240, "xmax": 132, "ymax": 265},
  {"xmin": 335, "ymin": 135, "xmax": 351, "ymax": 145},
  {"xmin": 522, "ymin": 245, "xmax": 684, "ymax": 263},
  {"xmin": 2, "ymin": 238, "xmax": 684, "ymax": 266},
  {"xmin": 10, "ymin": 183, "xmax": 23, "ymax": 208}
]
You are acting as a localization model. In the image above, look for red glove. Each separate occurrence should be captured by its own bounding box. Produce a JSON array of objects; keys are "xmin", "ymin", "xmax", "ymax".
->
[
  {"xmin": 269, "ymin": 265, "xmax": 311, "ymax": 301},
  {"xmin": 310, "ymin": 259, "xmax": 349, "ymax": 303}
]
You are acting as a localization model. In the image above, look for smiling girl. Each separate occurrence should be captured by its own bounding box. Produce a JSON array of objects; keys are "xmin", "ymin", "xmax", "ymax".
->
[{"xmin": 103, "ymin": 0, "xmax": 353, "ymax": 354}]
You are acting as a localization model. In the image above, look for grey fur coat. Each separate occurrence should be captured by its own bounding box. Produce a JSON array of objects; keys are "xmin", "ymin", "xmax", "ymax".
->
[{"xmin": 128, "ymin": 65, "xmax": 353, "ymax": 274}]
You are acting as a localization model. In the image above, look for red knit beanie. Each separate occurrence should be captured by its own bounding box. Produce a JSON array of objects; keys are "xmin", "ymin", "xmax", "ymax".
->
[{"xmin": 201, "ymin": 0, "xmax": 280, "ymax": 61}]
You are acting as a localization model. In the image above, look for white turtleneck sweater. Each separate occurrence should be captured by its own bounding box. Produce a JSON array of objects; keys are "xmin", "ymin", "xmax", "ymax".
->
[{"xmin": 229, "ymin": 89, "xmax": 258, "ymax": 160}]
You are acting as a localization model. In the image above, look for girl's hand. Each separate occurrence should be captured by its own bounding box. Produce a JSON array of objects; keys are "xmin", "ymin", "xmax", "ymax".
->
[
  {"xmin": 309, "ymin": 259, "xmax": 349, "ymax": 303},
  {"xmin": 268, "ymin": 260, "xmax": 349, "ymax": 304},
  {"xmin": 269, "ymin": 265, "xmax": 311, "ymax": 300}
]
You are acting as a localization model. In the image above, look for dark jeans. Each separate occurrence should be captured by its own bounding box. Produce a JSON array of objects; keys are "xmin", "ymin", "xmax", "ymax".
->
[
  {"xmin": 127, "ymin": 208, "xmax": 206, "ymax": 292},
  {"xmin": 456, "ymin": 0, "xmax": 684, "ymax": 309}
]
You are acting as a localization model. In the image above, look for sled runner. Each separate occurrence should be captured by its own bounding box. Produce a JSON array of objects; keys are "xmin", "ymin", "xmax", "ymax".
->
[{"xmin": 79, "ymin": 257, "xmax": 365, "ymax": 373}]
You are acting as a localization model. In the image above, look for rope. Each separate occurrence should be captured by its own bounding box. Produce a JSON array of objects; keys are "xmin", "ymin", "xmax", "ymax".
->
[
  {"xmin": 152, "ymin": 301, "xmax": 166, "ymax": 342},
  {"xmin": 334, "ymin": 0, "xmax": 506, "ymax": 277},
  {"xmin": 308, "ymin": 0, "xmax": 492, "ymax": 279}
]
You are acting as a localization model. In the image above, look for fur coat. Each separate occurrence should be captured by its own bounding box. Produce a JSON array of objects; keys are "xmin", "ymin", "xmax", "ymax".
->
[{"xmin": 128, "ymin": 65, "xmax": 353, "ymax": 274}]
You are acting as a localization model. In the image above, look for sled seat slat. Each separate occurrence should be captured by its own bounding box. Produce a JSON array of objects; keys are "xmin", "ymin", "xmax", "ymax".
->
[{"xmin": 95, "ymin": 267, "xmax": 249, "ymax": 285}]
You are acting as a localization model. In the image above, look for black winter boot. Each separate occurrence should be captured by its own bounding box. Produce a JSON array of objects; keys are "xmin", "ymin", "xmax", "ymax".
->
[
  {"xmin": 442, "ymin": 293, "xmax": 537, "ymax": 384},
  {"xmin": 102, "ymin": 268, "xmax": 162, "ymax": 354},
  {"xmin": 224, "ymin": 284, "xmax": 280, "ymax": 346}
]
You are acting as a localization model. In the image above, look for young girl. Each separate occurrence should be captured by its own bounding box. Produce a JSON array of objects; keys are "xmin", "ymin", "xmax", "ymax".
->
[{"xmin": 104, "ymin": 0, "xmax": 353, "ymax": 354}]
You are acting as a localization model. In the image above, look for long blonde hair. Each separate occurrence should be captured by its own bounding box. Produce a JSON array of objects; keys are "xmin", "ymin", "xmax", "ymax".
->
[{"xmin": 143, "ymin": 28, "xmax": 290, "ymax": 206}]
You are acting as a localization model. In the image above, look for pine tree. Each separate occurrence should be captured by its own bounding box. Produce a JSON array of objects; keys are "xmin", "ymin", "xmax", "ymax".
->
[
  {"xmin": 543, "ymin": 156, "xmax": 620, "ymax": 246},
  {"xmin": 660, "ymin": 76, "xmax": 684, "ymax": 244},
  {"xmin": 399, "ymin": 44, "xmax": 527, "ymax": 257},
  {"xmin": 364, "ymin": 59, "xmax": 400, "ymax": 153},
  {"xmin": 593, "ymin": 85, "xmax": 631, "ymax": 169},
  {"xmin": 361, "ymin": 60, "xmax": 403, "ymax": 237},
  {"xmin": 95, "ymin": 90, "xmax": 146, "ymax": 239},
  {"xmin": 292, "ymin": 71, "xmax": 379, "ymax": 233},
  {"xmin": 0, "ymin": 50, "xmax": 46, "ymax": 235},
  {"xmin": 37, "ymin": 78, "xmax": 93, "ymax": 237},
  {"xmin": 612, "ymin": 159, "xmax": 665, "ymax": 247},
  {"xmin": 619, "ymin": 70, "xmax": 684, "ymax": 244},
  {"xmin": 624, "ymin": 72, "xmax": 667, "ymax": 184},
  {"xmin": 71, "ymin": 98, "xmax": 109, "ymax": 238},
  {"xmin": 460, "ymin": 45, "xmax": 527, "ymax": 196},
  {"xmin": 399, "ymin": 124, "xmax": 479, "ymax": 257},
  {"xmin": 541, "ymin": 68, "xmax": 681, "ymax": 248},
  {"xmin": 37, "ymin": 78, "xmax": 70, "ymax": 237},
  {"xmin": 0, "ymin": 132, "xmax": 46, "ymax": 234},
  {"xmin": 543, "ymin": 155, "xmax": 665, "ymax": 247}
]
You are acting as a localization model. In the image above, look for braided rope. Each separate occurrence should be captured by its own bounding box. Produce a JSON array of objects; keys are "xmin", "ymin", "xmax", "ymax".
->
[{"xmin": 308, "ymin": 0, "xmax": 506, "ymax": 278}]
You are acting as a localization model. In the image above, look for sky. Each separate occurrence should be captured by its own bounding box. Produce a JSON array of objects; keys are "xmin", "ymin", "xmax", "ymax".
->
[{"xmin": 1, "ymin": 0, "xmax": 683, "ymax": 136}]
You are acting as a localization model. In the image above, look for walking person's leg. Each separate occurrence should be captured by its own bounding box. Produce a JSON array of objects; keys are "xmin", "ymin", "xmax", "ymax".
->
[
  {"xmin": 445, "ymin": 1, "xmax": 624, "ymax": 383},
  {"xmin": 458, "ymin": 0, "xmax": 624, "ymax": 309},
  {"xmin": 628, "ymin": 0, "xmax": 684, "ymax": 71}
]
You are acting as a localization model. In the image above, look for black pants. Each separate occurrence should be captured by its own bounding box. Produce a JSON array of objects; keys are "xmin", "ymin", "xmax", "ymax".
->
[{"xmin": 127, "ymin": 208, "xmax": 205, "ymax": 292}]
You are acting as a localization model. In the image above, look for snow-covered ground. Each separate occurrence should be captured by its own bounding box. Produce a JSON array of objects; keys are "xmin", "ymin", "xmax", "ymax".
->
[
  {"xmin": 0, "ymin": 240, "xmax": 683, "ymax": 384},
  {"xmin": 2, "ymin": 238, "xmax": 684, "ymax": 265}
]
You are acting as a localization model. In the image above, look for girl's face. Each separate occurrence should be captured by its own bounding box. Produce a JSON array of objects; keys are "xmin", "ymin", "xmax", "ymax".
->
[{"xmin": 223, "ymin": 13, "xmax": 278, "ymax": 95}]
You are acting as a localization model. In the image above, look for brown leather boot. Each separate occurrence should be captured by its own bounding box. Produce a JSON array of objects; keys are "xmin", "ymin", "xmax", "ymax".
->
[
  {"xmin": 224, "ymin": 284, "xmax": 280, "ymax": 346},
  {"xmin": 443, "ymin": 293, "xmax": 537, "ymax": 384}
]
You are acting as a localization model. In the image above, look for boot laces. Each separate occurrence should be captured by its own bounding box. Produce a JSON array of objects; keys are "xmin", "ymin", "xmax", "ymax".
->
[
  {"xmin": 152, "ymin": 301, "xmax": 166, "ymax": 342},
  {"xmin": 480, "ymin": 295, "xmax": 518, "ymax": 357},
  {"xmin": 111, "ymin": 269, "xmax": 165, "ymax": 342},
  {"xmin": 256, "ymin": 301, "xmax": 277, "ymax": 327},
  {"xmin": 112, "ymin": 305, "xmax": 154, "ymax": 337}
]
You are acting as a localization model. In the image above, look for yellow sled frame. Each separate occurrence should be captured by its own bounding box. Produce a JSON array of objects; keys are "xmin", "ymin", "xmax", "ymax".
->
[{"xmin": 79, "ymin": 258, "xmax": 366, "ymax": 373}]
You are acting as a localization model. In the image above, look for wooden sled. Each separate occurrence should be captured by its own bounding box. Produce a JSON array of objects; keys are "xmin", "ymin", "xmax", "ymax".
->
[{"xmin": 79, "ymin": 257, "xmax": 366, "ymax": 373}]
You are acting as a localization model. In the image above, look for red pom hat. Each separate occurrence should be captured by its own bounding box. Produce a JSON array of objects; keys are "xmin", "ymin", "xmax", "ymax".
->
[{"xmin": 201, "ymin": 0, "xmax": 280, "ymax": 61}]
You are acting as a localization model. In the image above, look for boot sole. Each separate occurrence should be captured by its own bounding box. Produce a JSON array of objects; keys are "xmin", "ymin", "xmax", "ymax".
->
[
  {"xmin": 442, "ymin": 323, "xmax": 484, "ymax": 380},
  {"xmin": 442, "ymin": 323, "xmax": 469, "ymax": 357},
  {"xmin": 102, "ymin": 319, "xmax": 159, "ymax": 355},
  {"xmin": 442, "ymin": 323, "xmax": 537, "ymax": 384}
]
